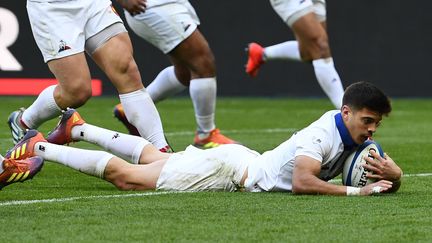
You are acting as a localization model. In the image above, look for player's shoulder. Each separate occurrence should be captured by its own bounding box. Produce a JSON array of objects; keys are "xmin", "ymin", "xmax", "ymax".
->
[
  {"xmin": 296, "ymin": 110, "xmax": 341, "ymax": 148},
  {"xmin": 306, "ymin": 110, "xmax": 339, "ymax": 133}
]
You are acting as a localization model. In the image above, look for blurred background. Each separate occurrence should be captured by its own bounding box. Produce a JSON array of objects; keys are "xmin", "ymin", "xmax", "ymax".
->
[{"xmin": 1, "ymin": 0, "xmax": 431, "ymax": 97}]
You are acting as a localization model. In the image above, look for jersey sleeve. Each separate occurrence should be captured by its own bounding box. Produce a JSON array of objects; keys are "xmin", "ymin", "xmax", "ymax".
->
[{"xmin": 294, "ymin": 127, "xmax": 332, "ymax": 163}]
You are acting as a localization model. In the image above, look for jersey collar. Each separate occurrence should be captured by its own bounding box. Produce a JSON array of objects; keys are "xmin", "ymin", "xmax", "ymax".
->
[{"xmin": 334, "ymin": 112, "xmax": 357, "ymax": 149}]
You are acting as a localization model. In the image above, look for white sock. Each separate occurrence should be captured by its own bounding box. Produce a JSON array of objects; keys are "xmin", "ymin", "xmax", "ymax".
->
[
  {"xmin": 189, "ymin": 77, "xmax": 216, "ymax": 133},
  {"xmin": 312, "ymin": 58, "xmax": 344, "ymax": 109},
  {"xmin": 146, "ymin": 66, "xmax": 187, "ymax": 103},
  {"xmin": 71, "ymin": 123, "xmax": 149, "ymax": 164},
  {"xmin": 21, "ymin": 85, "xmax": 62, "ymax": 128},
  {"xmin": 263, "ymin": 41, "xmax": 301, "ymax": 61},
  {"xmin": 119, "ymin": 88, "xmax": 168, "ymax": 150},
  {"xmin": 34, "ymin": 142, "xmax": 113, "ymax": 178}
]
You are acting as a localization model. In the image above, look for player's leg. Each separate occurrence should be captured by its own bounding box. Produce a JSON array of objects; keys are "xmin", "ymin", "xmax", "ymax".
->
[
  {"xmin": 146, "ymin": 65, "xmax": 188, "ymax": 103},
  {"xmin": 104, "ymin": 158, "xmax": 166, "ymax": 190},
  {"xmin": 89, "ymin": 28, "xmax": 169, "ymax": 151},
  {"xmin": 5, "ymin": 128, "xmax": 167, "ymax": 190},
  {"xmin": 8, "ymin": 1, "xmax": 92, "ymax": 144},
  {"xmin": 256, "ymin": 0, "xmax": 326, "ymax": 63},
  {"xmin": 112, "ymin": 65, "xmax": 188, "ymax": 136},
  {"xmin": 45, "ymin": 109, "xmax": 170, "ymax": 164},
  {"xmin": 121, "ymin": 3, "xmax": 236, "ymax": 147},
  {"xmin": 291, "ymin": 13, "xmax": 344, "ymax": 108},
  {"xmin": 263, "ymin": 41, "xmax": 302, "ymax": 61},
  {"xmin": 169, "ymin": 29, "xmax": 238, "ymax": 148},
  {"xmin": 17, "ymin": 54, "xmax": 91, "ymax": 131},
  {"xmin": 34, "ymin": 140, "xmax": 164, "ymax": 190}
]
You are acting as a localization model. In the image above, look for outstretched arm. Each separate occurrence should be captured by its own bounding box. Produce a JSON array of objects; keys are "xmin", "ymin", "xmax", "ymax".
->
[{"xmin": 292, "ymin": 155, "xmax": 393, "ymax": 196}]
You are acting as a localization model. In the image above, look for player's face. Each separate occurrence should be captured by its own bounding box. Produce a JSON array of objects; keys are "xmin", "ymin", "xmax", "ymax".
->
[{"xmin": 342, "ymin": 106, "xmax": 383, "ymax": 144}]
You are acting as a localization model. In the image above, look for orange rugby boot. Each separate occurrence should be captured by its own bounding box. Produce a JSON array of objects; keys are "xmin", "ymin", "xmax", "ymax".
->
[
  {"xmin": 245, "ymin": 42, "xmax": 265, "ymax": 77},
  {"xmin": 0, "ymin": 156, "xmax": 44, "ymax": 190},
  {"xmin": 193, "ymin": 128, "xmax": 238, "ymax": 149},
  {"xmin": 46, "ymin": 108, "xmax": 85, "ymax": 145},
  {"xmin": 5, "ymin": 129, "xmax": 46, "ymax": 160}
]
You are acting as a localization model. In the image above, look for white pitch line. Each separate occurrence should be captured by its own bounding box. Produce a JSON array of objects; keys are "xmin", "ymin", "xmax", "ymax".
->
[
  {"xmin": 0, "ymin": 191, "xmax": 192, "ymax": 207},
  {"xmin": 1, "ymin": 173, "xmax": 431, "ymax": 207},
  {"xmin": 403, "ymin": 173, "xmax": 432, "ymax": 177},
  {"xmin": 326, "ymin": 172, "xmax": 432, "ymax": 184},
  {"xmin": 165, "ymin": 128, "xmax": 297, "ymax": 137}
]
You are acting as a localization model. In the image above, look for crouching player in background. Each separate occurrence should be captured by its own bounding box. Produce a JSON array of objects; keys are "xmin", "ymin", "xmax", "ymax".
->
[{"xmin": 4, "ymin": 82, "xmax": 402, "ymax": 195}]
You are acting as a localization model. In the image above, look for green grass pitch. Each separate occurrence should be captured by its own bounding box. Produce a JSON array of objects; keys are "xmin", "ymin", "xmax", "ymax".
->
[{"xmin": 1, "ymin": 96, "xmax": 432, "ymax": 242}]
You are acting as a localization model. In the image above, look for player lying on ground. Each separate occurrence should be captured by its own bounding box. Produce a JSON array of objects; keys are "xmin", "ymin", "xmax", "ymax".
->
[{"xmin": 4, "ymin": 82, "xmax": 402, "ymax": 195}]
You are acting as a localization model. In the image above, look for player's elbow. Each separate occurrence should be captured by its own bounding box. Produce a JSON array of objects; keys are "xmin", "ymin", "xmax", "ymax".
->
[{"xmin": 291, "ymin": 177, "xmax": 312, "ymax": 195}]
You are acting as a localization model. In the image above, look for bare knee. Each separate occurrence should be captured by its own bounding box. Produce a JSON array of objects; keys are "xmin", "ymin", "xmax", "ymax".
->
[
  {"xmin": 118, "ymin": 57, "xmax": 143, "ymax": 92},
  {"xmin": 171, "ymin": 45, "xmax": 216, "ymax": 79},
  {"xmin": 112, "ymin": 178, "xmax": 135, "ymax": 190},
  {"xmin": 299, "ymin": 35, "xmax": 331, "ymax": 61},
  {"xmin": 108, "ymin": 172, "xmax": 138, "ymax": 191},
  {"xmin": 55, "ymin": 81, "xmax": 92, "ymax": 108},
  {"xmin": 173, "ymin": 65, "xmax": 191, "ymax": 86},
  {"xmin": 190, "ymin": 54, "xmax": 216, "ymax": 79}
]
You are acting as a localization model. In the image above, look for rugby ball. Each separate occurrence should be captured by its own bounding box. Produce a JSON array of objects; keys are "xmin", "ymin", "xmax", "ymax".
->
[{"xmin": 342, "ymin": 140, "xmax": 384, "ymax": 187}]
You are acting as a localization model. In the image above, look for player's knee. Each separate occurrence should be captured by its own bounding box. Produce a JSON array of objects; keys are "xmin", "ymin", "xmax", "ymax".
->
[
  {"xmin": 111, "ymin": 175, "xmax": 134, "ymax": 191},
  {"xmin": 118, "ymin": 55, "xmax": 139, "ymax": 76},
  {"xmin": 114, "ymin": 181, "xmax": 133, "ymax": 191},
  {"xmin": 315, "ymin": 36, "xmax": 330, "ymax": 57},
  {"xmin": 120, "ymin": 57, "xmax": 142, "ymax": 88},
  {"xmin": 300, "ymin": 36, "xmax": 331, "ymax": 61},
  {"xmin": 74, "ymin": 89, "xmax": 92, "ymax": 105},
  {"xmin": 174, "ymin": 65, "xmax": 191, "ymax": 86},
  {"xmin": 57, "ymin": 84, "xmax": 92, "ymax": 108},
  {"xmin": 190, "ymin": 55, "xmax": 216, "ymax": 78}
]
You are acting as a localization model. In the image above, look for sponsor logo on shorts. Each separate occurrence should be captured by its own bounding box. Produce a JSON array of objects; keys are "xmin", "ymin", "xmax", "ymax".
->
[
  {"xmin": 181, "ymin": 22, "xmax": 191, "ymax": 32},
  {"xmin": 58, "ymin": 40, "xmax": 71, "ymax": 53}
]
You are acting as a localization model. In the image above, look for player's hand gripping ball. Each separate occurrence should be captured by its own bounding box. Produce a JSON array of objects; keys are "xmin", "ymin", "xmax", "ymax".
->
[{"xmin": 342, "ymin": 140, "xmax": 384, "ymax": 187}]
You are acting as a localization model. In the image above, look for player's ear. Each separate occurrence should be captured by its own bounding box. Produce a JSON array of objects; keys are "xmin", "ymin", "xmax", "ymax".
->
[{"xmin": 341, "ymin": 105, "xmax": 351, "ymax": 119}]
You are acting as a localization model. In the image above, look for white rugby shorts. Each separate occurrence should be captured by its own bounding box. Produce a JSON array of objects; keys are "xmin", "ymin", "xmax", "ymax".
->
[
  {"xmin": 125, "ymin": 0, "xmax": 199, "ymax": 54},
  {"xmin": 156, "ymin": 144, "xmax": 259, "ymax": 192},
  {"xmin": 27, "ymin": 0, "xmax": 124, "ymax": 62},
  {"xmin": 270, "ymin": 0, "xmax": 315, "ymax": 26},
  {"xmin": 312, "ymin": 0, "xmax": 326, "ymax": 22}
]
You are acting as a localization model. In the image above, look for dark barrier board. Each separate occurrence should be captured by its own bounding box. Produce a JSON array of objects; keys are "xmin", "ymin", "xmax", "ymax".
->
[{"xmin": 1, "ymin": 1, "xmax": 431, "ymax": 97}]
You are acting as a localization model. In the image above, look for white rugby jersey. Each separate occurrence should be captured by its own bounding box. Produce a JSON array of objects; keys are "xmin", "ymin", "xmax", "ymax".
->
[{"xmin": 245, "ymin": 110, "xmax": 358, "ymax": 192}]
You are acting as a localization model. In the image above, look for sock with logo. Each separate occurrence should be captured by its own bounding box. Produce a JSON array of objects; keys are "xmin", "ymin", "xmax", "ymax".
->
[
  {"xmin": 71, "ymin": 123, "xmax": 149, "ymax": 164},
  {"xmin": 312, "ymin": 58, "xmax": 344, "ymax": 109}
]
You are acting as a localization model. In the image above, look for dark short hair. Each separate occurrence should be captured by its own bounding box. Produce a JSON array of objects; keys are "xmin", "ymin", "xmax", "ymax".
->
[{"xmin": 342, "ymin": 81, "xmax": 392, "ymax": 115}]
